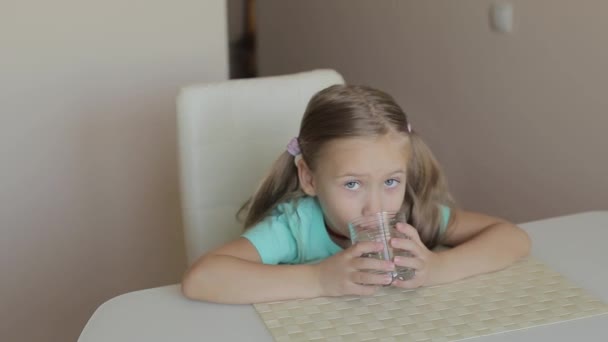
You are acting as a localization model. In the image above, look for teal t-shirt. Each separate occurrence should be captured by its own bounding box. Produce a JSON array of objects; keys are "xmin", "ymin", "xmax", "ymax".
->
[{"xmin": 242, "ymin": 197, "xmax": 451, "ymax": 265}]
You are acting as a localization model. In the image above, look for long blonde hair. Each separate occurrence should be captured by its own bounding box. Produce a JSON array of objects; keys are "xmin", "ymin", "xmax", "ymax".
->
[{"xmin": 237, "ymin": 85, "xmax": 454, "ymax": 248}]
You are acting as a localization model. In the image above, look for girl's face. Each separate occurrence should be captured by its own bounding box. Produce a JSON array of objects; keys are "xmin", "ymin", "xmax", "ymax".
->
[{"xmin": 299, "ymin": 133, "xmax": 409, "ymax": 239}]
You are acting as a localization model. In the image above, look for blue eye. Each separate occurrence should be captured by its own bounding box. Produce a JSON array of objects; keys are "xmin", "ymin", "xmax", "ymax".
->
[
  {"xmin": 385, "ymin": 179, "xmax": 400, "ymax": 188},
  {"xmin": 344, "ymin": 181, "xmax": 360, "ymax": 190}
]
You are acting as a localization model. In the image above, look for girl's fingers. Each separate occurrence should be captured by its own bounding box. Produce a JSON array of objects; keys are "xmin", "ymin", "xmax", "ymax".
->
[
  {"xmin": 390, "ymin": 238, "xmax": 421, "ymax": 257},
  {"xmin": 393, "ymin": 256, "xmax": 423, "ymax": 270},
  {"xmin": 396, "ymin": 223, "xmax": 423, "ymax": 245},
  {"xmin": 351, "ymin": 271, "xmax": 394, "ymax": 287},
  {"xmin": 352, "ymin": 257, "xmax": 395, "ymax": 272}
]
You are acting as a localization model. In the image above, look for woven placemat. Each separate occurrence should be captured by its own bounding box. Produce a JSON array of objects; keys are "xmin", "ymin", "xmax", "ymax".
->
[{"xmin": 254, "ymin": 258, "xmax": 608, "ymax": 341}]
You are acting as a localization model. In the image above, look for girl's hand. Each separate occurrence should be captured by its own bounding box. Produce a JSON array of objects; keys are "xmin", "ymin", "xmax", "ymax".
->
[
  {"xmin": 315, "ymin": 241, "xmax": 395, "ymax": 297},
  {"xmin": 390, "ymin": 223, "xmax": 443, "ymax": 288}
]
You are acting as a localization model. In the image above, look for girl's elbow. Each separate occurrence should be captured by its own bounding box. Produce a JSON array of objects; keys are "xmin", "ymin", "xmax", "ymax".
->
[
  {"xmin": 181, "ymin": 269, "xmax": 200, "ymax": 300},
  {"xmin": 181, "ymin": 258, "xmax": 211, "ymax": 301},
  {"xmin": 516, "ymin": 226, "xmax": 532, "ymax": 259}
]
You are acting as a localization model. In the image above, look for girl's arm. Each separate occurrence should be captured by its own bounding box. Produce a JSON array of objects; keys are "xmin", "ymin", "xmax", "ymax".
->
[
  {"xmin": 181, "ymin": 238, "xmax": 321, "ymax": 304},
  {"xmin": 390, "ymin": 210, "xmax": 531, "ymax": 288},
  {"xmin": 432, "ymin": 210, "xmax": 531, "ymax": 285},
  {"xmin": 182, "ymin": 238, "xmax": 395, "ymax": 304}
]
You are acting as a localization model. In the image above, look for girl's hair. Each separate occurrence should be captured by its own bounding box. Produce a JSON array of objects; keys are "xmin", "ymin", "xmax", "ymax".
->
[{"xmin": 237, "ymin": 85, "xmax": 454, "ymax": 248}]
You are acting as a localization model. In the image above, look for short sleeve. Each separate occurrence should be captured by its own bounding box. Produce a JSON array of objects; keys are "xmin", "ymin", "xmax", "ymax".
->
[
  {"xmin": 439, "ymin": 205, "xmax": 451, "ymax": 237},
  {"xmin": 242, "ymin": 214, "xmax": 298, "ymax": 265}
]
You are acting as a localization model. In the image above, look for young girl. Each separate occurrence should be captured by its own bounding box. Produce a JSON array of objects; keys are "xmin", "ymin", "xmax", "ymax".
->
[{"xmin": 181, "ymin": 85, "xmax": 531, "ymax": 304}]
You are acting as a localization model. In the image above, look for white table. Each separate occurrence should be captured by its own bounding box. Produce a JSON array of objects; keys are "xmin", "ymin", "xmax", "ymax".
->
[{"xmin": 79, "ymin": 211, "xmax": 608, "ymax": 341}]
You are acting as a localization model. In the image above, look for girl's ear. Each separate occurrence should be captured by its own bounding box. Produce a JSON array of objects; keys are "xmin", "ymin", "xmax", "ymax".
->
[{"xmin": 295, "ymin": 158, "xmax": 316, "ymax": 196}]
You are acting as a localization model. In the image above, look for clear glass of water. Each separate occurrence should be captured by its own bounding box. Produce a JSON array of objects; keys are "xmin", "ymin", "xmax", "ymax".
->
[{"xmin": 348, "ymin": 211, "xmax": 415, "ymax": 284}]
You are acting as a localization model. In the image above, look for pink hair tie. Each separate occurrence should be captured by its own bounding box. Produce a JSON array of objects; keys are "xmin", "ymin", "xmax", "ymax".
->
[{"xmin": 286, "ymin": 137, "xmax": 301, "ymax": 156}]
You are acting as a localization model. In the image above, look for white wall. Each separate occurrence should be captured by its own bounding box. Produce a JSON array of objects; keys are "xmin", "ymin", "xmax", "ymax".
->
[{"xmin": 0, "ymin": 1, "xmax": 228, "ymax": 341}]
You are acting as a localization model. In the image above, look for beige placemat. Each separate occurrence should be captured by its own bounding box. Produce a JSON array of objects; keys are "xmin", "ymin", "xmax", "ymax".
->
[{"xmin": 254, "ymin": 258, "xmax": 608, "ymax": 341}]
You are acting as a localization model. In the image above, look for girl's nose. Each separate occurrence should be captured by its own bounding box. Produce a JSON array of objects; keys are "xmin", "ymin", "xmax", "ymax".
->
[{"xmin": 362, "ymin": 190, "xmax": 383, "ymax": 216}]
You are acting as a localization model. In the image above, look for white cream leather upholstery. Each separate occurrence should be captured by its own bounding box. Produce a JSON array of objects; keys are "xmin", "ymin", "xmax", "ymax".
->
[{"xmin": 177, "ymin": 69, "xmax": 345, "ymax": 264}]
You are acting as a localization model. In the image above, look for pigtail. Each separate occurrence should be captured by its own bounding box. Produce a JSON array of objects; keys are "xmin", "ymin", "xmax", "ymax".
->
[
  {"xmin": 404, "ymin": 132, "xmax": 455, "ymax": 248},
  {"xmin": 237, "ymin": 151, "xmax": 304, "ymax": 229}
]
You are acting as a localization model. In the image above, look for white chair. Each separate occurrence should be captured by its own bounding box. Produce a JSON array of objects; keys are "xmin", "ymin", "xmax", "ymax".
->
[
  {"xmin": 178, "ymin": 69, "xmax": 345, "ymax": 264},
  {"xmin": 78, "ymin": 69, "xmax": 345, "ymax": 341}
]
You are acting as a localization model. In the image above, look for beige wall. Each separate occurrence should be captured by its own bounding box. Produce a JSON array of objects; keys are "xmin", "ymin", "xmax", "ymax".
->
[
  {"xmin": 0, "ymin": 1, "xmax": 227, "ymax": 341},
  {"xmin": 257, "ymin": 0, "xmax": 608, "ymax": 223}
]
